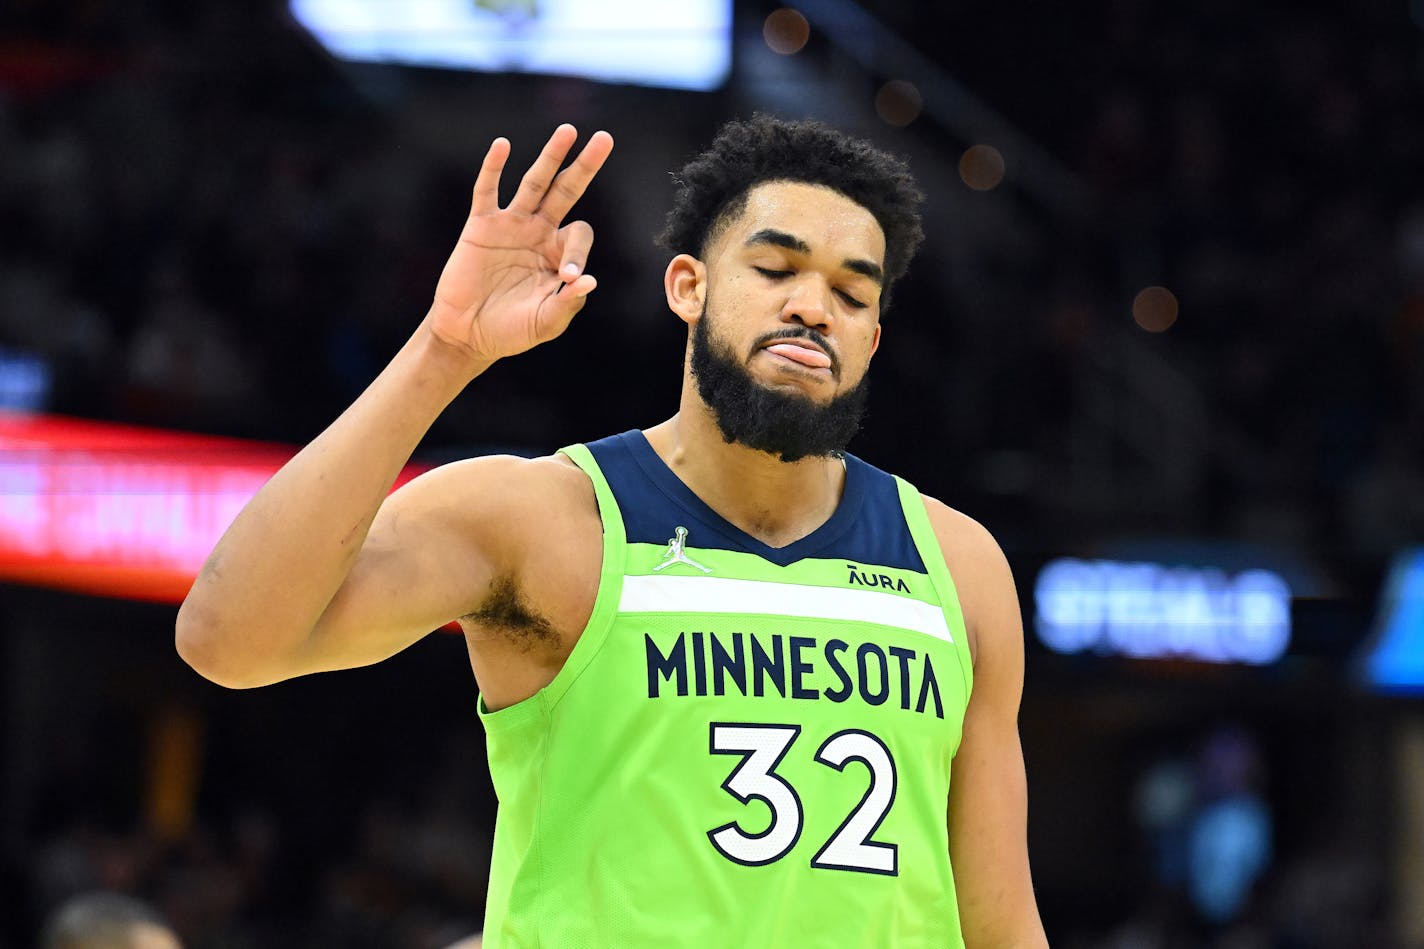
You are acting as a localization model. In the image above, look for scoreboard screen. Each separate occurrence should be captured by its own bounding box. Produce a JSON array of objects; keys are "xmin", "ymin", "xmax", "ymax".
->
[{"xmin": 291, "ymin": 0, "xmax": 733, "ymax": 91}]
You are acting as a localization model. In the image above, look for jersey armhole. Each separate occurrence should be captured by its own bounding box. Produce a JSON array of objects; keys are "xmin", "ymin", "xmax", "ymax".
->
[
  {"xmin": 894, "ymin": 476, "xmax": 974, "ymax": 705},
  {"xmin": 529, "ymin": 443, "xmax": 627, "ymax": 711}
]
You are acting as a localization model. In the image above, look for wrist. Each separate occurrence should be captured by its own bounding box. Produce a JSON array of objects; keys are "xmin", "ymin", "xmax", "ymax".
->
[{"xmin": 412, "ymin": 313, "xmax": 498, "ymax": 383}]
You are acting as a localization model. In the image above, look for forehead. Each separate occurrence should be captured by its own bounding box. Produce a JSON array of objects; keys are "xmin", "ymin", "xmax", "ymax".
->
[{"xmin": 717, "ymin": 180, "xmax": 886, "ymax": 264}]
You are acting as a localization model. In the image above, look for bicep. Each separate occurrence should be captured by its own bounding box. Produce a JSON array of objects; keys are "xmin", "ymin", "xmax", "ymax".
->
[{"xmin": 289, "ymin": 459, "xmax": 518, "ymax": 676}]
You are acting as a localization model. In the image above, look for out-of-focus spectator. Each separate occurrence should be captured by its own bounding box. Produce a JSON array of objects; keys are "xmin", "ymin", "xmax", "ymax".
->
[
  {"xmin": 1187, "ymin": 729, "xmax": 1272, "ymax": 927},
  {"xmin": 443, "ymin": 936, "xmax": 482, "ymax": 949},
  {"xmin": 41, "ymin": 891, "xmax": 182, "ymax": 949}
]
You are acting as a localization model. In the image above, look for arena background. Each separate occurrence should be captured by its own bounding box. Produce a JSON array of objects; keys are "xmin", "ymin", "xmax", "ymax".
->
[{"xmin": 2, "ymin": 1, "xmax": 1422, "ymax": 945}]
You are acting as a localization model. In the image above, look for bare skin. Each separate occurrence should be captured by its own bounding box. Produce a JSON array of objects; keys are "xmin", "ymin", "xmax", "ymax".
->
[{"xmin": 176, "ymin": 125, "xmax": 1047, "ymax": 946}]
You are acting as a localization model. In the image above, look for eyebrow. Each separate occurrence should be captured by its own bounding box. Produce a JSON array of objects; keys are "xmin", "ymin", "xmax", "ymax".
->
[{"xmin": 745, "ymin": 228, "xmax": 885, "ymax": 287}]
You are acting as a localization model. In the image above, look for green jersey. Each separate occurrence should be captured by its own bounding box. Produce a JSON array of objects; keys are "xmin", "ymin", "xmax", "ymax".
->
[{"xmin": 478, "ymin": 431, "xmax": 973, "ymax": 947}]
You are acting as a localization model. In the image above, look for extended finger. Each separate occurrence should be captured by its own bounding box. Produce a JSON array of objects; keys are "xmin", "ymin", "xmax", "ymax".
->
[
  {"xmin": 536, "ymin": 129, "xmax": 614, "ymax": 225},
  {"xmin": 557, "ymin": 221, "xmax": 595, "ymax": 282},
  {"xmin": 508, "ymin": 124, "xmax": 579, "ymax": 214},
  {"xmin": 470, "ymin": 137, "xmax": 511, "ymax": 215}
]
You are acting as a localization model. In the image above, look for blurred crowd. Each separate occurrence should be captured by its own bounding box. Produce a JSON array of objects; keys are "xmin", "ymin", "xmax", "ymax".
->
[
  {"xmin": 2, "ymin": 2, "xmax": 1422, "ymax": 561},
  {"xmin": 1055, "ymin": 0, "xmax": 1424, "ymax": 565},
  {"xmin": 0, "ymin": 4, "xmax": 465, "ymax": 445},
  {"xmin": 2, "ymin": 0, "xmax": 1421, "ymax": 946},
  {"xmin": 25, "ymin": 801, "xmax": 487, "ymax": 948},
  {"xmin": 872, "ymin": 0, "xmax": 1424, "ymax": 569},
  {"xmin": 13, "ymin": 680, "xmax": 497, "ymax": 949}
]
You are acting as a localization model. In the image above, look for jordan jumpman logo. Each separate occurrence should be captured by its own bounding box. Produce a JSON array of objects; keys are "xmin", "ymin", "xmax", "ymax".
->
[{"xmin": 654, "ymin": 526, "xmax": 712, "ymax": 573}]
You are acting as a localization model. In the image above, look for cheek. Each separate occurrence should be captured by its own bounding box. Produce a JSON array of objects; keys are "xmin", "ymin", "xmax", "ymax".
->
[
  {"xmin": 853, "ymin": 324, "xmax": 880, "ymax": 358},
  {"xmin": 720, "ymin": 274, "xmax": 758, "ymax": 308},
  {"xmin": 840, "ymin": 329, "xmax": 880, "ymax": 381}
]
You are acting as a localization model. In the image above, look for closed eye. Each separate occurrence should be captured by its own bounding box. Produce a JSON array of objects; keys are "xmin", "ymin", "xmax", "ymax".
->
[
  {"xmin": 836, "ymin": 289, "xmax": 868, "ymax": 309},
  {"xmin": 757, "ymin": 267, "xmax": 869, "ymax": 309}
]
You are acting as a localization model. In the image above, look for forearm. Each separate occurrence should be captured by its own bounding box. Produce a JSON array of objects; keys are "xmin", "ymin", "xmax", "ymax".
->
[{"xmin": 176, "ymin": 316, "xmax": 487, "ymax": 687}]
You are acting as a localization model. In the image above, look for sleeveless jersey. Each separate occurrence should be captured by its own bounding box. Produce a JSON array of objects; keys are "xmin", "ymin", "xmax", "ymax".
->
[{"xmin": 477, "ymin": 431, "xmax": 973, "ymax": 947}]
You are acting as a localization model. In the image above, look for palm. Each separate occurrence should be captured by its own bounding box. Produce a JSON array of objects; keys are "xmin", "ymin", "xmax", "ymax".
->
[
  {"xmin": 429, "ymin": 126, "xmax": 613, "ymax": 362},
  {"xmin": 434, "ymin": 215, "xmax": 570, "ymax": 357}
]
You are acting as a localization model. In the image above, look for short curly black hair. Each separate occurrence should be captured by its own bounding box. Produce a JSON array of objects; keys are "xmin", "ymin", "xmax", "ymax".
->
[{"xmin": 659, "ymin": 114, "xmax": 924, "ymax": 305}]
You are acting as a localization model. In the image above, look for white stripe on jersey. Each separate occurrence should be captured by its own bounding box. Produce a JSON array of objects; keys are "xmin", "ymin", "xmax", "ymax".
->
[{"xmin": 618, "ymin": 574, "xmax": 954, "ymax": 644}]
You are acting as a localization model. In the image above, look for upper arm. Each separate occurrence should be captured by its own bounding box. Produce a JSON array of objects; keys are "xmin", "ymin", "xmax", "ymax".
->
[
  {"xmin": 925, "ymin": 498, "xmax": 1048, "ymax": 947},
  {"xmin": 285, "ymin": 454, "xmax": 571, "ymax": 677}
]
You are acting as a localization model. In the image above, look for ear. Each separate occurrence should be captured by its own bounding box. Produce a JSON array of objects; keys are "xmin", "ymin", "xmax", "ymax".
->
[
  {"xmin": 869, "ymin": 321, "xmax": 882, "ymax": 359},
  {"xmin": 664, "ymin": 254, "xmax": 706, "ymax": 327}
]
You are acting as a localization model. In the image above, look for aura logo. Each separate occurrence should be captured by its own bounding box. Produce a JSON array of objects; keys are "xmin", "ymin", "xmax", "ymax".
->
[{"xmin": 847, "ymin": 564, "xmax": 911, "ymax": 594}]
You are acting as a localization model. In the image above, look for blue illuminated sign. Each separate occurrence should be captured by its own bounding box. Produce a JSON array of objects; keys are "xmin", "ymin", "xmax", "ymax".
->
[
  {"xmin": 1034, "ymin": 558, "xmax": 1293, "ymax": 665},
  {"xmin": 1359, "ymin": 548, "xmax": 1424, "ymax": 693},
  {"xmin": 0, "ymin": 347, "xmax": 51, "ymax": 412}
]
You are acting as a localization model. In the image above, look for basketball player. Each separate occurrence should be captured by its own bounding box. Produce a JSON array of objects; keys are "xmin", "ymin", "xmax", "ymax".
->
[{"xmin": 177, "ymin": 116, "xmax": 1048, "ymax": 947}]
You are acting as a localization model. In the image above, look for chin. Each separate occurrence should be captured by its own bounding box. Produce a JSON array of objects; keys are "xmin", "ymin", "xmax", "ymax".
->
[
  {"xmin": 749, "ymin": 364, "xmax": 835, "ymax": 395},
  {"xmin": 753, "ymin": 378, "xmax": 834, "ymax": 406}
]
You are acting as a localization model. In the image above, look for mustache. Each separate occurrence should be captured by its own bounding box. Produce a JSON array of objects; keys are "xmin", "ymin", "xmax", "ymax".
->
[{"xmin": 749, "ymin": 327, "xmax": 841, "ymax": 376}]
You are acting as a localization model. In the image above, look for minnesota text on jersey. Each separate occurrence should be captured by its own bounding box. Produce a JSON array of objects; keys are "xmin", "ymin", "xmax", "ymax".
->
[{"xmin": 644, "ymin": 630, "xmax": 945, "ymax": 718}]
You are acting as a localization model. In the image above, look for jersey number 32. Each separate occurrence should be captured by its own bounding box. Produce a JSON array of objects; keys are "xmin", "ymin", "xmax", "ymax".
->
[{"xmin": 707, "ymin": 722, "xmax": 898, "ymax": 876}]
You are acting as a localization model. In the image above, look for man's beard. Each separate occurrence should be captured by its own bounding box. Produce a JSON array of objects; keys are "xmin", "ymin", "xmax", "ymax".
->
[{"xmin": 689, "ymin": 302, "xmax": 870, "ymax": 463}]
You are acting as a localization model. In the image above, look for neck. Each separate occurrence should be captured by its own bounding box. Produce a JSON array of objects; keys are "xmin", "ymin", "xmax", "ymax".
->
[{"xmin": 642, "ymin": 388, "xmax": 847, "ymax": 549}]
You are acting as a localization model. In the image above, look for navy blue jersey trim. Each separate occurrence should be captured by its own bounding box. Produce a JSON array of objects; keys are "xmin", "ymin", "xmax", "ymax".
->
[{"xmin": 582, "ymin": 431, "xmax": 925, "ymax": 572}]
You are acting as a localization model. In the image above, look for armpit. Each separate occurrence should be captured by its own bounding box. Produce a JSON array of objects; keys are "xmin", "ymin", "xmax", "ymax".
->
[{"xmin": 461, "ymin": 574, "xmax": 559, "ymax": 652}]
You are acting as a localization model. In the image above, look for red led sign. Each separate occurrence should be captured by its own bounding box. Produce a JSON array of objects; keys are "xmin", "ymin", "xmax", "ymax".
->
[{"xmin": 0, "ymin": 413, "xmax": 429, "ymax": 602}]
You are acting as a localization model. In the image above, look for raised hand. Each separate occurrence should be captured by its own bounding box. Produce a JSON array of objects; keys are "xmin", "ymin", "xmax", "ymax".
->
[{"xmin": 429, "ymin": 124, "xmax": 614, "ymax": 365}]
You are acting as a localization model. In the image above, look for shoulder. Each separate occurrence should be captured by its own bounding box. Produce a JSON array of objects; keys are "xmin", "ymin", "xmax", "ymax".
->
[
  {"xmin": 395, "ymin": 451, "xmax": 595, "ymax": 516},
  {"xmin": 916, "ymin": 494, "xmax": 1021, "ymax": 669},
  {"xmin": 383, "ymin": 451, "xmax": 600, "ymax": 567},
  {"xmin": 393, "ymin": 451, "xmax": 603, "ymax": 626}
]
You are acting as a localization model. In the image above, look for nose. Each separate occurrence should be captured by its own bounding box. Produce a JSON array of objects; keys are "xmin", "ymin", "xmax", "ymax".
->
[{"xmin": 779, "ymin": 276, "xmax": 833, "ymax": 332}]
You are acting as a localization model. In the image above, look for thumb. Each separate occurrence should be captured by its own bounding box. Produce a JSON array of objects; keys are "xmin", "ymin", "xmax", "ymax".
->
[{"xmin": 535, "ymin": 273, "xmax": 597, "ymax": 341}]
